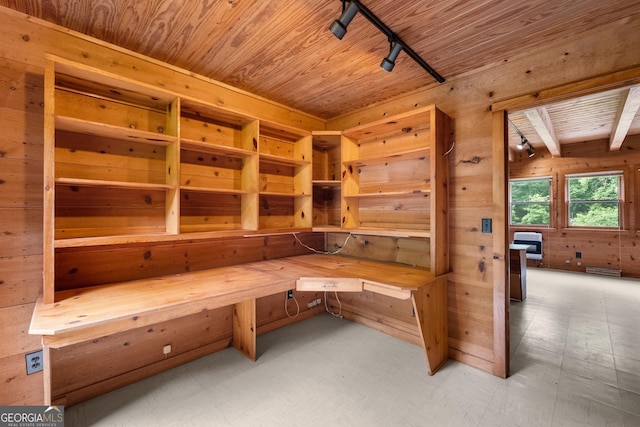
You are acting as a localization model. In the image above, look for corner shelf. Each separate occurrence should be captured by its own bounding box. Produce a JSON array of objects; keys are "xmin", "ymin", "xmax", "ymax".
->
[
  {"xmin": 312, "ymin": 131, "xmax": 343, "ymax": 230},
  {"xmin": 257, "ymin": 123, "xmax": 312, "ymax": 230},
  {"xmin": 336, "ymin": 105, "xmax": 451, "ymax": 272}
]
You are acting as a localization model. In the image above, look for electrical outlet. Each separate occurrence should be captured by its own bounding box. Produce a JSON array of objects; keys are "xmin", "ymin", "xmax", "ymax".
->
[
  {"xmin": 163, "ymin": 344, "xmax": 172, "ymax": 355},
  {"xmin": 26, "ymin": 350, "xmax": 43, "ymax": 375},
  {"xmin": 287, "ymin": 290, "xmax": 293, "ymax": 299},
  {"xmin": 576, "ymin": 252, "xmax": 582, "ymax": 259},
  {"xmin": 481, "ymin": 218, "xmax": 492, "ymax": 233}
]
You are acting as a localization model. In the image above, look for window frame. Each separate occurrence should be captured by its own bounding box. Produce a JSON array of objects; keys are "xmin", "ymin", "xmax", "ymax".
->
[
  {"xmin": 509, "ymin": 176, "xmax": 553, "ymax": 227},
  {"xmin": 564, "ymin": 170, "xmax": 623, "ymax": 229}
]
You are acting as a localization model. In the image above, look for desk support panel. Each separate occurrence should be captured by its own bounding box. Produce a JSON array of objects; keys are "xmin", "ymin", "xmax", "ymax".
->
[
  {"xmin": 233, "ymin": 300, "xmax": 256, "ymax": 361},
  {"xmin": 412, "ymin": 275, "xmax": 448, "ymax": 375}
]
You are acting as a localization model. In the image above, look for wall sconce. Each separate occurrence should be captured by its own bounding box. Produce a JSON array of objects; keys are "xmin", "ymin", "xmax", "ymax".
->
[{"xmin": 329, "ymin": 0, "xmax": 445, "ymax": 83}]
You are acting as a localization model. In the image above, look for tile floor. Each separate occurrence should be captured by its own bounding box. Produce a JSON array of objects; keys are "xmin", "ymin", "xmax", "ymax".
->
[{"xmin": 66, "ymin": 268, "xmax": 640, "ymax": 426}]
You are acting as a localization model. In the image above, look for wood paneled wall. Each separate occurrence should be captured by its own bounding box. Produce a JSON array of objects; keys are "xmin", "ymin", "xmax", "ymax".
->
[
  {"xmin": 509, "ymin": 136, "xmax": 640, "ymax": 277},
  {"xmin": 1, "ymin": 5, "xmax": 640, "ymax": 404},
  {"xmin": 326, "ymin": 15, "xmax": 640, "ymax": 376},
  {"xmin": 0, "ymin": 7, "xmax": 325, "ymax": 406}
]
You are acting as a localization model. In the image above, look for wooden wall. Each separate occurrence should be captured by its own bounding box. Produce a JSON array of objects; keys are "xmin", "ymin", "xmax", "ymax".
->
[
  {"xmin": 0, "ymin": 7, "xmax": 326, "ymax": 406},
  {"xmin": 1, "ymin": 5, "xmax": 640, "ymax": 405},
  {"xmin": 510, "ymin": 135, "xmax": 640, "ymax": 277},
  {"xmin": 326, "ymin": 15, "xmax": 640, "ymax": 376}
]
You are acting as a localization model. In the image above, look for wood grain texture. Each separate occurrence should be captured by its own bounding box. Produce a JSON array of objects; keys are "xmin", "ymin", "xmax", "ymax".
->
[
  {"xmin": 1, "ymin": 1, "xmax": 638, "ymax": 119},
  {"xmin": 510, "ymin": 136, "xmax": 640, "ymax": 277}
]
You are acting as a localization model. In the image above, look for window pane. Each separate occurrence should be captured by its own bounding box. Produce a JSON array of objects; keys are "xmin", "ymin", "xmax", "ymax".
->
[
  {"xmin": 511, "ymin": 180, "xmax": 550, "ymax": 202},
  {"xmin": 509, "ymin": 178, "xmax": 551, "ymax": 225},
  {"xmin": 567, "ymin": 173, "xmax": 620, "ymax": 228},
  {"xmin": 568, "ymin": 176, "xmax": 618, "ymax": 201},
  {"xmin": 511, "ymin": 203, "xmax": 550, "ymax": 225},
  {"xmin": 569, "ymin": 202, "xmax": 619, "ymax": 227}
]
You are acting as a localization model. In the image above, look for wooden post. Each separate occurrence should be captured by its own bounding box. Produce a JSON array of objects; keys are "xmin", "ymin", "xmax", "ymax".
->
[{"xmin": 492, "ymin": 110, "xmax": 509, "ymax": 378}]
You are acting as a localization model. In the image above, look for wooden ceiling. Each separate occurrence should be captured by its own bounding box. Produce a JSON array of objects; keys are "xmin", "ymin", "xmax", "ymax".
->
[
  {"xmin": 508, "ymin": 85, "xmax": 640, "ymax": 156},
  {"xmin": 1, "ymin": 0, "xmax": 638, "ymax": 120}
]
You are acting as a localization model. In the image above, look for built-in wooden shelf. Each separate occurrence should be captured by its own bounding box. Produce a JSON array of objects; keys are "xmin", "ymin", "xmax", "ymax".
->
[
  {"xmin": 259, "ymin": 191, "xmax": 310, "ymax": 197},
  {"xmin": 342, "ymin": 147, "xmax": 429, "ymax": 168},
  {"xmin": 180, "ymin": 186, "xmax": 248, "ymax": 195},
  {"xmin": 313, "ymin": 180, "xmax": 341, "ymax": 188},
  {"xmin": 55, "ymin": 177, "xmax": 174, "ymax": 190},
  {"xmin": 347, "ymin": 228, "xmax": 431, "ymax": 238},
  {"xmin": 343, "ymin": 190, "xmax": 430, "ymax": 199},
  {"xmin": 259, "ymin": 153, "xmax": 311, "ymax": 167},
  {"xmin": 56, "ymin": 115, "xmax": 176, "ymax": 145},
  {"xmin": 180, "ymin": 138, "xmax": 256, "ymax": 158}
]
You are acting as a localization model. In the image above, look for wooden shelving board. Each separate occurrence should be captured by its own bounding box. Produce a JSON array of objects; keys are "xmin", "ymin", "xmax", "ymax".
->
[
  {"xmin": 347, "ymin": 228, "xmax": 431, "ymax": 238},
  {"xmin": 55, "ymin": 177, "xmax": 174, "ymax": 190},
  {"xmin": 56, "ymin": 115, "xmax": 176, "ymax": 145},
  {"xmin": 259, "ymin": 153, "xmax": 311, "ymax": 168},
  {"xmin": 343, "ymin": 189, "xmax": 430, "ymax": 198},
  {"xmin": 180, "ymin": 186, "xmax": 248, "ymax": 195},
  {"xmin": 259, "ymin": 191, "xmax": 310, "ymax": 198},
  {"xmin": 180, "ymin": 138, "xmax": 256, "ymax": 158},
  {"xmin": 343, "ymin": 147, "xmax": 429, "ymax": 168},
  {"xmin": 313, "ymin": 180, "xmax": 341, "ymax": 188}
]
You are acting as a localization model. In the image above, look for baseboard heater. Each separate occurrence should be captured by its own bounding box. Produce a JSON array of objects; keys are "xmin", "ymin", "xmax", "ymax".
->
[{"xmin": 585, "ymin": 266, "xmax": 621, "ymax": 277}]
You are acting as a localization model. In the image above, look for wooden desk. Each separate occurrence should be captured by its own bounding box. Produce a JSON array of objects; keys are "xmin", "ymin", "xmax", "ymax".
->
[
  {"xmin": 509, "ymin": 244, "xmax": 529, "ymax": 301},
  {"xmin": 30, "ymin": 254, "xmax": 448, "ymax": 404}
]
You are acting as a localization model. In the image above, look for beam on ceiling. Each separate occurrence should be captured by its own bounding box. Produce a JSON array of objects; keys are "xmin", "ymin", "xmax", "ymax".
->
[
  {"xmin": 524, "ymin": 107, "xmax": 561, "ymax": 157},
  {"xmin": 609, "ymin": 85, "xmax": 640, "ymax": 151}
]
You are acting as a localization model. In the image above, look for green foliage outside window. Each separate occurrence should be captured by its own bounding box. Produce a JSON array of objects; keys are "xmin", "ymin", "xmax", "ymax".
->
[
  {"xmin": 567, "ymin": 174, "xmax": 620, "ymax": 227},
  {"xmin": 510, "ymin": 178, "xmax": 550, "ymax": 225}
]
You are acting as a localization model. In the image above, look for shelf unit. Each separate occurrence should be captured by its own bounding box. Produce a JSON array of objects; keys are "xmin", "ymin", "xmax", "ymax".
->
[
  {"xmin": 312, "ymin": 131, "xmax": 342, "ymax": 231},
  {"xmin": 42, "ymin": 54, "xmax": 451, "ymax": 304},
  {"xmin": 339, "ymin": 106, "xmax": 451, "ymax": 274},
  {"xmin": 179, "ymin": 100, "xmax": 258, "ymax": 233},
  {"xmin": 42, "ymin": 55, "xmax": 316, "ymax": 303},
  {"xmin": 258, "ymin": 123, "xmax": 312, "ymax": 231}
]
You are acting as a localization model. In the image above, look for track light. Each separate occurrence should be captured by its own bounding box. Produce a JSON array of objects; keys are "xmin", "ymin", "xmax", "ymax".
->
[
  {"xmin": 329, "ymin": 1, "xmax": 359, "ymax": 40},
  {"xmin": 328, "ymin": 0, "xmax": 445, "ymax": 83},
  {"xmin": 381, "ymin": 41, "xmax": 403, "ymax": 72},
  {"xmin": 509, "ymin": 120, "xmax": 535, "ymax": 158},
  {"xmin": 517, "ymin": 135, "xmax": 535, "ymax": 158}
]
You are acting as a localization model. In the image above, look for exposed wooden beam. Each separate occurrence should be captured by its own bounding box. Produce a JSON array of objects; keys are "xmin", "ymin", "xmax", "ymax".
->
[
  {"xmin": 609, "ymin": 85, "xmax": 640, "ymax": 151},
  {"xmin": 524, "ymin": 107, "xmax": 561, "ymax": 157}
]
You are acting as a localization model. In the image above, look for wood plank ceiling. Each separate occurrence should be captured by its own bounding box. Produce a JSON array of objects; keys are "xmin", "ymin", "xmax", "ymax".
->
[
  {"xmin": 1, "ymin": 0, "xmax": 639, "ymax": 125},
  {"xmin": 508, "ymin": 85, "xmax": 640, "ymax": 157}
]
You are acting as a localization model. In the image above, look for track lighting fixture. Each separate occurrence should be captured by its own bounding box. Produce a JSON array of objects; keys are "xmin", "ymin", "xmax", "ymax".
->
[
  {"xmin": 381, "ymin": 41, "xmax": 403, "ymax": 72},
  {"xmin": 329, "ymin": 1, "xmax": 359, "ymax": 40},
  {"xmin": 509, "ymin": 120, "xmax": 535, "ymax": 158},
  {"xmin": 518, "ymin": 135, "xmax": 535, "ymax": 158},
  {"xmin": 329, "ymin": 0, "xmax": 445, "ymax": 83}
]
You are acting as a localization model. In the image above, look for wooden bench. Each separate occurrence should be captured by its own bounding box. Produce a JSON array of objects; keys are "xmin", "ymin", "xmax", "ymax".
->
[{"xmin": 30, "ymin": 254, "xmax": 448, "ymax": 403}]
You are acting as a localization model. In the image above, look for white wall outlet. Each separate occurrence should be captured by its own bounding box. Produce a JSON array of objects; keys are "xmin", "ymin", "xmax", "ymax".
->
[
  {"xmin": 163, "ymin": 344, "xmax": 172, "ymax": 355},
  {"xmin": 26, "ymin": 350, "xmax": 44, "ymax": 375}
]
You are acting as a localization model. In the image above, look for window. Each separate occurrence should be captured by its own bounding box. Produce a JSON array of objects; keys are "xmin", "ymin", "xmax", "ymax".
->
[
  {"xmin": 510, "ymin": 177, "xmax": 551, "ymax": 226},
  {"xmin": 567, "ymin": 172, "xmax": 622, "ymax": 228}
]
